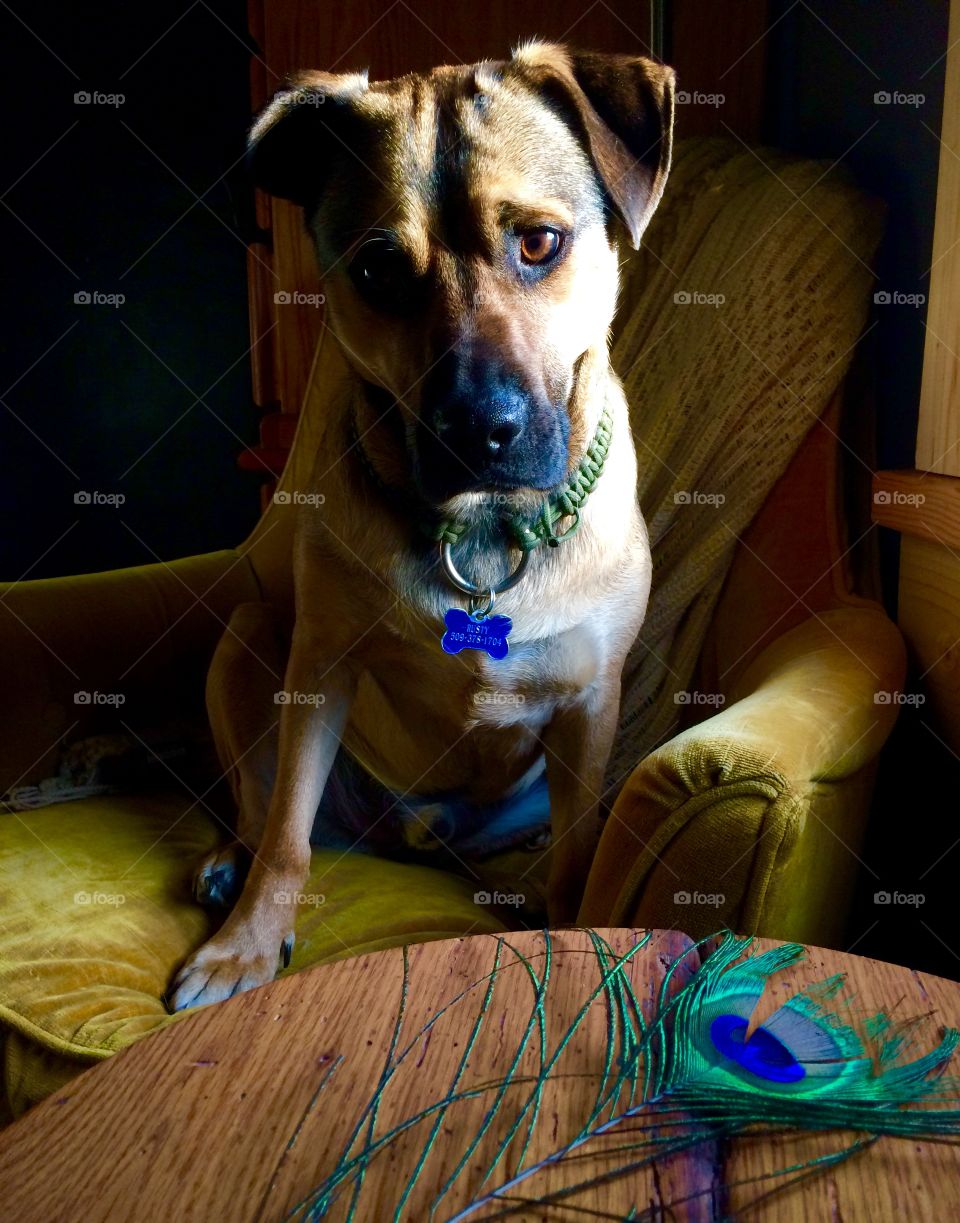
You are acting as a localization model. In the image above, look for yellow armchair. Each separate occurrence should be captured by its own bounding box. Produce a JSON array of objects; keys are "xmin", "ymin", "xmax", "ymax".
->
[
  {"xmin": 0, "ymin": 138, "xmax": 905, "ymax": 1118},
  {"xmin": 582, "ymin": 608, "xmax": 905, "ymax": 944}
]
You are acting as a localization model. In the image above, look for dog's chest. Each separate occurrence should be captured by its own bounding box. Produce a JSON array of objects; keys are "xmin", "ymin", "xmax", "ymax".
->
[{"xmin": 465, "ymin": 620, "xmax": 603, "ymax": 730}]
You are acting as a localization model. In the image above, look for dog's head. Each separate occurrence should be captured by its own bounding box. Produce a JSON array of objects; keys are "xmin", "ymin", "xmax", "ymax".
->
[{"xmin": 249, "ymin": 42, "xmax": 674, "ymax": 506}]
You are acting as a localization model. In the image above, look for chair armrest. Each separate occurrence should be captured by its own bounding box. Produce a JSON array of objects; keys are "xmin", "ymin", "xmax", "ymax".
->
[
  {"xmin": 0, "ymin": 550, "xmax": 261, "ymax": 792},
  {"xmin": 579, "ymin": 607, "xmax": 906, "ymax": 940}
]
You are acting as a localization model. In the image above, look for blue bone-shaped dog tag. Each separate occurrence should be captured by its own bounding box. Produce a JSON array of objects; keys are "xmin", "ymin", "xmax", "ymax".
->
[{"xmin": 441, "ymin": 608, "xmax": 512, "ymax": 660}]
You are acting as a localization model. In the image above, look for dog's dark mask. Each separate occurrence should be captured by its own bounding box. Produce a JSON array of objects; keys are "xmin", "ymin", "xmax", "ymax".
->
[{"xmin": 414, "ymin": 342, "xmax": 571, "ymax": 498}]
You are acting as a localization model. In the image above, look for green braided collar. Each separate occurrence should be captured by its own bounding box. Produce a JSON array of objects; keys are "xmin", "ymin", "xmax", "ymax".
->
[
  {"xmin": 349, "ymin": 404, "xmax": 613, "ymax": 554},
  {"xmin": 427, "ymin": 405, "xmax": 613, "ymax": 553}
]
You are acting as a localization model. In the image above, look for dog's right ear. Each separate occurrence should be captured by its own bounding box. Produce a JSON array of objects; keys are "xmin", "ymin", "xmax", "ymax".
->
[
  {"xmin": 509, "ymin": 42, "xmax": 675, "ymax": 249},
  {"xmin": 247, "ymin": 71, "xmax": 370, "ymax": 207}
]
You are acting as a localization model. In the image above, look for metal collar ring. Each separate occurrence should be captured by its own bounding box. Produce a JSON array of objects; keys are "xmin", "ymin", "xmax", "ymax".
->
[{"xmin": 439, "ymin": 538, "xmax": 530, "ymax": 599}]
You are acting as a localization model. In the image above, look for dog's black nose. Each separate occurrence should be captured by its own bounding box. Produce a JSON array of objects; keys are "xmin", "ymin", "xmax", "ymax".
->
[{"xmin": 417, "ymin": 347, "xmax": 569, "ymax": 499}]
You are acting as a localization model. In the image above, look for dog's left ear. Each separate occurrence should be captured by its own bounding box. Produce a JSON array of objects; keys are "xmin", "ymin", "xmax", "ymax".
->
[{"xmin": 510, "ymin": 42, "xmax": 675, "ymax": 249}]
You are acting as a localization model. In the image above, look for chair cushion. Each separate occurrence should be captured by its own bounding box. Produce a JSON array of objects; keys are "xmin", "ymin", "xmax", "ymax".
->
[{"xmin": 0, "ymin": 790, "xmax": 505, "ymax": 1117}]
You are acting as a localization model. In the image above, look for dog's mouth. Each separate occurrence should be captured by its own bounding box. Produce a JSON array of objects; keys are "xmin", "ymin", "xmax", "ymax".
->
[{"xmin": 419, "ymin": 354, "xmax": 587, "ymax": 505}]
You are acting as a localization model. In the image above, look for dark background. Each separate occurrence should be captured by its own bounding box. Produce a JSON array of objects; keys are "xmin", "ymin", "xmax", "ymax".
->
[
  {"xmin": 0, "ymin": 0, "xmax": 259, "ymax": 580},
  {"xmin": 758, "ymin": 2, "xmax": 954, "ymax": 981},
  {"xmin": 0, "ymin": 1, "xmax": 946, "ymax": 584},
  {"xmin": 0, "ymin": 0, "xmax": 955, "ymax": 977}
]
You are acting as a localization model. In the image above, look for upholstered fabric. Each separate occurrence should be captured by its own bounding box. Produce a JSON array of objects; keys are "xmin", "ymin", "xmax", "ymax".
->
[
  {"xmin": 0, "ymin": 789, "xmax": 504, "ymax": 1114},
  {"xmin": 608, "ymin": 139, "xmax": 885, "ymax": 781},
  {"xmin": 0, "ymin": 549, "xmax": 261, "ymax": 795},
  {"xmin": 581, "ymin": 609, "xmax": 905, "ymax": 943}
]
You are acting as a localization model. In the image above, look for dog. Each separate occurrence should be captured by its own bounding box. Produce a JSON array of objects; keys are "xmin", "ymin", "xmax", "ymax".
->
[{"xmin": 167, "ymin": 40, "xmax": 675, "ymax": 1010}]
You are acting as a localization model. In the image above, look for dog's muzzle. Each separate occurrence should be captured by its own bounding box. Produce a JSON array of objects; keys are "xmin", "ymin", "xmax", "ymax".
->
[{"xmin": 416, "ymin": 349, "xmax": 570, "ymax": 499}]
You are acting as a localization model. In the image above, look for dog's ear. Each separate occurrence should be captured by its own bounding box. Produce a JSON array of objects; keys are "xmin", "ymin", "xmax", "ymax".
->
[
  {"xmin": 510, "ymin": 42, "xmax": 675, "ymax": 249},
  {"xmin": 247, "ymin": 71, "xmax": 370, "ymax": 207}
]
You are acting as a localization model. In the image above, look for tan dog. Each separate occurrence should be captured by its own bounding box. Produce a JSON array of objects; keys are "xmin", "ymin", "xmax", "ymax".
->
[{"xmin": 168, "ymin": 41, "xmax": 674, "ymax": 1010}]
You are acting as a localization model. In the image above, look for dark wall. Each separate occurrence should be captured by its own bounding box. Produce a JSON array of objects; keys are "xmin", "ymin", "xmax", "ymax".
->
[
  {"xmin": 764, "ymin": 0, "xmax": 948, "ymax": 607},
  {"xmin": 764, "ymin": 0, "xmax": 956, "ymax": 979},
  {"xmin": 0, "ymin": 1, "xmax": 260, "ymax": 581}
]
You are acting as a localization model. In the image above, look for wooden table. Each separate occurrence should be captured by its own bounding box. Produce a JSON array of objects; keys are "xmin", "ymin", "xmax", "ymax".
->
[{"xmin": 1, "ymin": 929, "xmax": 958, "ymax": 1221}]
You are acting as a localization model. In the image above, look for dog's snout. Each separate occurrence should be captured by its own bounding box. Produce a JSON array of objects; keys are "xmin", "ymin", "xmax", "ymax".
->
[{"xmin": 417, "ymin": 347, "xmax": 569, "ymax": 500}]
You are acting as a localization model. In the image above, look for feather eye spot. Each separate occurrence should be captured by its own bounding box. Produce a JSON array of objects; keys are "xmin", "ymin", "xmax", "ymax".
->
[{"xmin": 710, "ymin": 1014, "xmax": 806, "ymax": 1084}]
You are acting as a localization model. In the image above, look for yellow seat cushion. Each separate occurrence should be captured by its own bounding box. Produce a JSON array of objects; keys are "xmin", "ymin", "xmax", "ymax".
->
[{"xmin": 0, "ymin": 790, "xmax": 505, "ymax": 1117}]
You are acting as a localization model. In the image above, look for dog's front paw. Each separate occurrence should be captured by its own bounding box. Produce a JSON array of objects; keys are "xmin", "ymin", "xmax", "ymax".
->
[
  {"xmin": 166, "ymin": 922, "xmax": 294, "ymax": 1012},
  {"xmin": 193, "ymin": 841, "xmax": 250, "ymax": 909}
]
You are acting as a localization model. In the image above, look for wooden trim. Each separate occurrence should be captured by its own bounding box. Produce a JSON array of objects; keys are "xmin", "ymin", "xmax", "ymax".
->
[
  {"xmin": 871, "ymin": 469, "xmax": 960, "ymax": 551},
  {"xmin": 915, "ymin": 0, "xmax": 960, "ymax": 476},
  {"xmin": 247, "ymin": 0, "xmax": 269, "ymax": 112},
  {"xmin": 898, "ymin": 534, "xmax": 960, "ymax": 757},
  {"xmin": 246, "ymin": 245, "xmax": 277, "ymax": 410}
]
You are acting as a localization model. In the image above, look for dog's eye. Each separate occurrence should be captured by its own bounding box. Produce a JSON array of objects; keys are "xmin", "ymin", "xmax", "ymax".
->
[
  {"xmin": 348, "ymin": 240, "xmax": 412, "ymax": 306},
  {"xmin": 518, "ymin": 228, "xmax": 563, "ymax": 265}
]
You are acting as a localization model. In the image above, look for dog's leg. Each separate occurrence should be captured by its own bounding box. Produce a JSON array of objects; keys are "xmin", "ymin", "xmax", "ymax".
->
[
  {"xmin": 168, "ymin": 624, "xmax": 356, "ymax": 1010},
  {"xmin": 541, "ymin": 678, "xmax": 622, "ymax": 924},
  {"xmin": 194, "ymin": 603, "xmax": 285, "ymax": 909}
]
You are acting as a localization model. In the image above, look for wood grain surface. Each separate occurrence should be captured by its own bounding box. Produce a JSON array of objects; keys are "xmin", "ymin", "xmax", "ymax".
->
[
  {"xmin": 1, "ymin": 929, "xmax": 958, "ymax": 1221},
  {"xmin": 897, "ymin": 532, "xmax": 960, "ymax": 758},
  {"xmin": 915, "ymin": 0, "xmax": 960, "ymax": 478},
  {"xmin": 872, "ymin": 469, "xmax": 960, "ymax": 552}
]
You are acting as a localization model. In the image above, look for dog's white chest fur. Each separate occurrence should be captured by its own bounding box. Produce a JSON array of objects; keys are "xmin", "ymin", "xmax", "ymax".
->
[{"xmin": 466, "ymin": 618, "xmax": 604, "ymax": 731}]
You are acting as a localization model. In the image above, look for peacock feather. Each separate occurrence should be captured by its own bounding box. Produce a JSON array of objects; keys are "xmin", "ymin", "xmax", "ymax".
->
[{"xmin": 276, "ymin": 931, "xmax": 960, "ymax": 1221}]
